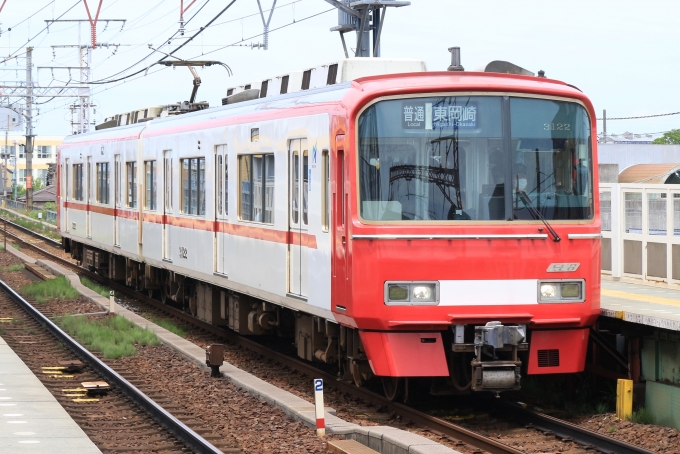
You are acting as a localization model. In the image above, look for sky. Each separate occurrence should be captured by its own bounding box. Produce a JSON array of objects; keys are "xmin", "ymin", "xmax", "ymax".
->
[{"xmin": 0, "ymin": 0, "xmax": 678, "ymax": 138}]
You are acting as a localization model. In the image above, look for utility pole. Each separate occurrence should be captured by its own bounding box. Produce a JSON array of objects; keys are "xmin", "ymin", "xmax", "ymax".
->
[
  {"xmin": 603, "ymin": 109, "xmax": 607, "ymax": 144},
  {"xmin": 25, "ymin": 47, "xmax": 34, "ymax": 210},
  {"xmin": 47, "ymin": 18, "xmax": 126, "ymax": 134},
  {"xmin": 256, "ymin": 0, "xmax": 277, "ymax": 50},
  {"xmin": 3, "ymin": 115, "xmax": 7, "ymax": 200},
  {"xmin": 12, "ymin": 140, "xmax": 16, "ymax": 201},
  {"xmin": 326, "ymin": 0, "xmax": 409, "ymax": 58}
]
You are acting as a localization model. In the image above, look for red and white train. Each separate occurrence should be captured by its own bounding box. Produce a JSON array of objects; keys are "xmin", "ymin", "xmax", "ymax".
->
[{"xmin": 57, "ymin": 57, "xmax": 600, "ymax": 398}]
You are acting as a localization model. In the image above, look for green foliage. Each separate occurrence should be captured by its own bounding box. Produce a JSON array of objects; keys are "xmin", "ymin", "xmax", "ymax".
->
[
  {"xmin": 596, "ymin": 402, "xmax": 610, "ymax": 414},
  {"xmin": 33, "ymin": 178, "xmax": 44, "ymax": 190},
  {"xmin": 1, "ymin": 264, "xmax": 24, "ymax": 272},
  {"xmin": 11, "ymin": 243, "xmax": 19, "ymax": 250},
  {"xmin": 142, "ymin": 313, "xmax": 188, "ymax": 338},
  {"xmin": 81, "ymin": 277, "xmax": 111, "ymax": 298},
  {"xmin": 43, "ymin": 202, "xmax": 56, "ymax": 211},
  {"xmin": 630, "ymin": 407, "xmax": 655, "ymax": 425},
  {"xmin": 8, "ymin": 214, "xmax": 60, "ymax": 238},
  {"xmin": 56, "ymin": 314, "xmax": 159, "ymax": 359},
  {"xmin": 608, "ymin": 426, "xmax": 616, "ymax": 433},
  {"xmin": 20, "ymin": 275, "xmax": 79, "ymax": 301},
  {"xmin": 653, "ymin": 129, "xmax": 680, "ymax": 145}
]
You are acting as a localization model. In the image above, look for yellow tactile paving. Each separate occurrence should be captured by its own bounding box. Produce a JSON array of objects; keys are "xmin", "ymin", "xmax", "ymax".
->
[{"xmin": 601, "ymin": 288, "xmax": 680, "ymax": 308}]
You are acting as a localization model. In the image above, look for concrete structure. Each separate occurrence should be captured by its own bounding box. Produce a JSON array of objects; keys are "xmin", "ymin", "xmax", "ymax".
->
[
  {"xmin": 618, "ymin": 164, "xmax": 680, "ymax": 184},
  {"xmin": 0, "ymin": 135, "xmax": 63, "ymax": 195},
  {"xmin": 599, "ymin": 144, "xmax": 680, "ymax": 171},
  {"xmin": 0, "ymin": 335, "xmax": 101, "ymax": 453}
]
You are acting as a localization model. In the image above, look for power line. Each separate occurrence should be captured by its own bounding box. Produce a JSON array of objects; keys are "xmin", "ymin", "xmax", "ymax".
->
[
  {"xmin": 7, "ymin": 0, "xmax": 55, "ymax": 31},
  {"xmin": 1, "ymin": 0, "xmax": 81, "ymax": 63},
  {"xmin": 597, "ymin": 111, "xmax": 680, "ymax": 121}
]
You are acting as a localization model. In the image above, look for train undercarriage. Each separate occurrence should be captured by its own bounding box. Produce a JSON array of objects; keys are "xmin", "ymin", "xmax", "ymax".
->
[{"xmin": 65, "ymin": 238, "xmax": 531, "ymax": 401}]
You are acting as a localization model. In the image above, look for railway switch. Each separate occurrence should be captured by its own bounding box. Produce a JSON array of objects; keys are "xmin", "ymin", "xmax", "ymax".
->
[{"xmin": 206, "ymin": 344, "xmax": 224, "ymax": 378}]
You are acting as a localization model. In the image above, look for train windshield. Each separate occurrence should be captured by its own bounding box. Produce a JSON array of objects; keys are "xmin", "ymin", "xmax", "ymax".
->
[{"xmin": 358, "ymin": 95, "xmax": 593, "ymax": 222}]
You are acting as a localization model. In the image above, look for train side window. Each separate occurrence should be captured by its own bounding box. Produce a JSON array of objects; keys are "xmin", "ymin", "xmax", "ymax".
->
[
  {"xmin": 73, "ymin": 163, "xmax": 83, "ymax": 201},
  {"xmin": 164, "ymin": 153, "xmax": 172, "ymax": 212},
  {"xmin": 322, "ymin": 150, "xmax": 329, "ymax": 232},
  {"xmin": 144, "ymin": 160, "xmax": 157, "ymax": 211},
  {"xmin": 302, "ymin": 149, "xmax": 308, "ymax": 226},
  {"xmin": 180, "ymin": 157, "xmax": 205, "ymax": 216},
  {"xmin": 126, "ymin": 161, "xmax": 137, "ymax": 208},
  {"xmin": 114, "ymin": 155, "xmax": 121, "ymax": 206},
  {"xmin": 96, "ymin": 162, "xmax": 109, "ymax": 204},
  {"xmin": 238, "ymin": 154, "xmax": 274, "ymax": 223},
  {"xmin": 216, "ymin": 155, "xmax": 223, "ymax": 215}
]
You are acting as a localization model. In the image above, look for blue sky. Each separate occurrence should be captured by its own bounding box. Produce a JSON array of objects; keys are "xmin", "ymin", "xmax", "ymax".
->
[{"xmin": 0, "ymin": 0, "xmax": 678, "ymax": 137}]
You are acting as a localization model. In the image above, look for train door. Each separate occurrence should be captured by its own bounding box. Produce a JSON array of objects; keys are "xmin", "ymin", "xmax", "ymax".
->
[
  {"xmin": 288, "ymin": 139, "xmax": 309, "ymax": 297},
  {"xmin": 64, "ymin": 158, "xmax": 69, "ymax": 231},
  {"xmin": 86, "ymin": 155, "xmax": 92, "ymax": 238},
  {"xmin": 162, "ymin": 151, "xmax": 172, "ymax": 260},
  {"xmin": 114, "ymin": 155, "xmax": 120, "ymax": 245},
  {"xmin": 214, "ymin": 145, "xmax": 228, "ymax": 275},
  {"xmin": 332, "ymin": 136, "xmax": 347, "ymax": 308}
]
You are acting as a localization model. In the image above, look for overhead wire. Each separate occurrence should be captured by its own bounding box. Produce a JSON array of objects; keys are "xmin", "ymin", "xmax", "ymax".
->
[
  {"xmin": 1, "ymin": 0, "xmax": 81, "ymax": 64},
  {"xmin": 597, "ymin": 111, "xmax": 680, "ymax": 120},
  {"xmin": 7, "ymin": 0, "xmax": 55, "ymax": 31}
]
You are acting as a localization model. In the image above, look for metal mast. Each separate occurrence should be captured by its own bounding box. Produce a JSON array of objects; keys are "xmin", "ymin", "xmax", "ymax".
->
[
  {"xmin": 325, "ymin": 0, "xmax": 410, "ymax": 58},
  {"xmin": 25, "ymin": 47, "xmax": 34, "ymax": 209}
]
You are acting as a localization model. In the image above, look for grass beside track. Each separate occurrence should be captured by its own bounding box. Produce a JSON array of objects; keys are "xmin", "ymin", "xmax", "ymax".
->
[
  {"xmin": 1, "ymin": 210, "xmax": 61, "ymax": 240},
  {"xmin": 20, "ymin": 275, "xmax": 80, "ymax": 303},
  {"xmin": 81, "ymin": 277, "xmax": 112, "ymax": 298},
  {"xmin": 1, "ymin": 264, "xmax": 24, "ymax": 272},
  {"xmin": 142, "ymin": 313, "xmax": 188, "ymax": 338},
  {"xmin": 56, "ymin": 314, "xmax": 160, "ymax": 359}
]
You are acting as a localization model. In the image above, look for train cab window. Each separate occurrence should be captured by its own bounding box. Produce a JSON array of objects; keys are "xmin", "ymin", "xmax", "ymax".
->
[
  {"xmin": 322, "ymin": 150, "xmax": 329, "ymax": 232},
  {"xmin": 126, "ymin": 162, "xmax": 137, "ymax": 208},
  {"xmin": 238, "ymin": 154, "xmax": 274, "ymax": 223},
  {"xmin": 96, "ymin": 163, "xmax": 109, "ymax": 204},
  {"xmin": 144, "ymin": 160, "xmax": 157, "ymax": 211},
  {"xmin": 73, "ymin": 163, "xmax": 83, "ymax": 201},
  {"xmin": 358, "ymin": 96, "xmax": 593, "ymax": 222},
  {"xmin": 180, "ymin": 158, "xmax": 205, "ymax": 216}
]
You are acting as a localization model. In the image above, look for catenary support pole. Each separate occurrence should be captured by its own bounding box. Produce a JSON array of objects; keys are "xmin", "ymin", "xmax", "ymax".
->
[{"xmin": 25, "ymin": 47, "xmax": 34, "ymax": 210}]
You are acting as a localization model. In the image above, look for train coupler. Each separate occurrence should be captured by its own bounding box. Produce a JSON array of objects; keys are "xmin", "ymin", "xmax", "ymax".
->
[{"xmin": 470, "ymin": 321, "xmax": 526, "ymax": 392}]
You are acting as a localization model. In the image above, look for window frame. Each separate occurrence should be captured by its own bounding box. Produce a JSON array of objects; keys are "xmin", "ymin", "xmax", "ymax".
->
[
  {"xmin": 73, "ymin": 163, "xmax": 84, "ymax": 201},
  {"xmin": 126, "ymin": 161, "xmax": 137, "ymax": 208},
  {"xmin": 180, "ymin": 157, "xmax": 206, "ymax": 216},
  {"xmin": 238, "ymin": 153, "xmax": 274, "ymax": 224},
  {"xmin": 96, "ymin": 162, "xmax": 110, "ymax": 204},
  {"xmin": 144, "ymin": 160, "xmax": 157, "ymax": 211},
  {"xmin": 322, "ymin": 150, "xmax": 330, "ymax": 232},
  {"xmin": 354, "ymin": 92, "xmax": 596, "ymax": 225}
]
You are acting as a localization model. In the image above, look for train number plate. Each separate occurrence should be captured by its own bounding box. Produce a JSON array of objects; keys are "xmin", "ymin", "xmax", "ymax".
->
[{"xmin": 547, "ymin": 263, "xmax": 580, "ymax": 272}]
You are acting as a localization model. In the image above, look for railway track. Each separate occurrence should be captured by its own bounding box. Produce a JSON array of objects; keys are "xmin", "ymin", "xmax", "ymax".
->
[
  {"xmin": 0, "ymin": 277, "xmax": 223, "ymax": 453},
  {"xmin": 0, "ymin": 216, "xmax": 658, "ymax": 454}
]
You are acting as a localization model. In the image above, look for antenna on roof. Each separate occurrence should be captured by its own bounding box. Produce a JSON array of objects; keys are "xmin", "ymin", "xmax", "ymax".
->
[{"xmin": 325, "ymin": 0, "xmax": 410, "ymax": 58}]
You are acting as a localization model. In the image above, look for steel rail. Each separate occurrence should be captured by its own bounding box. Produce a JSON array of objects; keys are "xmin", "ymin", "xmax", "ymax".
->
[
  {"xmin": 4, "ymin": 223, "xmax": 656, "ymax": 454},
  {"xmin": 1, "ymin": 217, "xmax": 63, "ymax": 248},
  {"xmin": 0, "ymin": 280, "xmax": 222, "ymax": 454},
  {"xmin": 499, "ymin": 402, "xmax": 656, "ymax": 454}
]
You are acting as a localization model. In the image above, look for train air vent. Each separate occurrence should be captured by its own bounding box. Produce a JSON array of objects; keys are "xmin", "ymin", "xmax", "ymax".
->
[
  {"xmin": 537, "ymin": 349, "xmax": 560, "ymax": 367},
  {"xmin": 260, "ymin": 80, "xmax": 269, "ymax": 98},
  {"xmin": 326, "ymin": 64, "xmax": 338, "ymax": 85},
  {"xmin": 244, "ymin": 84, "xmax": 251, "ymax": 90},
  {"xmin": 301, "ymin": 70, "xmax": 311, "ymax": 90},
  {"xmin": 280, "ymin": 75, "xmax": 289, "ymax": 94}
]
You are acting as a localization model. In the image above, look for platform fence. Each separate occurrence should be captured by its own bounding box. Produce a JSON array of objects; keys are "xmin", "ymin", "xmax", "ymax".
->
[{"xmin": 600, "ymin": 183, "xmax": 680, "ymax": 285}]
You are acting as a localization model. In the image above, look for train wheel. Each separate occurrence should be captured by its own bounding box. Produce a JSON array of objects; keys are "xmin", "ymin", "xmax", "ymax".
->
[{"xmin": 382, "ymin": 377, "xmax": 404, "ymax": 402}]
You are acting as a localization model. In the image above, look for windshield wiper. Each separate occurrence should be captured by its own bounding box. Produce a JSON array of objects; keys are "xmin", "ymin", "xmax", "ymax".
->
[{"xmin": 517, "ymin": 190, "xmax": 561, "ymax": 242}]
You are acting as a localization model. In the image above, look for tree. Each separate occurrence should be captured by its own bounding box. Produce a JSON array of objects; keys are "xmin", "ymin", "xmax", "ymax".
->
[{"xmin": 652, "ymin": 129, "xmax": 680, "ymax": 145}]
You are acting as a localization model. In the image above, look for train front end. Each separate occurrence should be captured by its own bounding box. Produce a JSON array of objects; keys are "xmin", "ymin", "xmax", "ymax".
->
[{"xmin": 336, "ymin": 73, "xmax": 600, "ymax": 394}]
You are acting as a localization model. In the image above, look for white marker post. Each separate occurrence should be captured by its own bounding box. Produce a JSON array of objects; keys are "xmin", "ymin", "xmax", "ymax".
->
[
  {"xmin": 314, "ymin": 378, "xmax": 325, "ymax": 436},
  {"xmin": 109, "ymin": 290, "xmax": 115, "ymax": 316}
]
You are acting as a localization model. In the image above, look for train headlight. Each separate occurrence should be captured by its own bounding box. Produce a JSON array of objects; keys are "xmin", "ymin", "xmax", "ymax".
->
[
  {"xmin": 385, "ymin": 282, "xmax": 439, "ymax": 305},
  {"xmin": 540, "ymin": 284, "xmax": 557, "ymax": 299},
  {"xmin": 412, "ymin": 285, "xmax": 435, "ymax": 301},
  {"xmin": 538, "ymin": 280, "xmax": 585, "ymax": 302}
]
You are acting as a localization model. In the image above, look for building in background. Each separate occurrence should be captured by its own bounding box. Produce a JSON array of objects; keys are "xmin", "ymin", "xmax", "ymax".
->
[{"xmin": 0, "ymin": 135, "xmax": 63, "ymax": 195}]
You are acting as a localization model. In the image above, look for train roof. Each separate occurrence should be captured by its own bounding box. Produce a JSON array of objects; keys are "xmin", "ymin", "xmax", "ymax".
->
[{"xmin": 61, "ymin": 70, "xmax": 592, "ymax": 147}]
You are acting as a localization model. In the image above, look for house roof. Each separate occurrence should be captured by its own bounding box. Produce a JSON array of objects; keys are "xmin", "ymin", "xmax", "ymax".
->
[{"xmin": 18, "ymin": 185, "xmax": 56, "ymax": 203}]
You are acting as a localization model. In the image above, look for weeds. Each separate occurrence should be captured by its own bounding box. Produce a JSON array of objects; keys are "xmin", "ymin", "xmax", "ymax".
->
[
  {"xmin": 143, "ymin": 313, "xmax": 188, "ymax": 338},
  {"xmin": 596, "ymin": 402, "xmax": 610, "ymax": 414},
  {"xmin": 630, "ymin": 407, "xmax": 655, "ymax": 425},
  {"xmin": 20, "ymin": 275, "xmax": 79, "ymax": 301},
  {"xmin": 11, "ymin": 243, "xmax": 20, "ymax": 250},
  {"xmin": 81, "ymin": 277, "xmax": 112, "ymax": 298},
  {"xmin": 609, "ymin": 427, "xmax": 616, "ymax": 433},
  {"xmin": 56, "ymin": 314, "xmax": 159, "ymax": 359},
  {"xmin": 1, "ymin": 264, "xmax": 24, "ymax": 272}
]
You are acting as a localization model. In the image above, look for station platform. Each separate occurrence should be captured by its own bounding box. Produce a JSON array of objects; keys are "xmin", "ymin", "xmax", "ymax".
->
[
  {"xmin": 0, "ymin": 335, "xmax": 101, "ymax": 453},
  {"xmin": 601, "ymin": 277, "xmax": 680, "ymax": 331}
]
